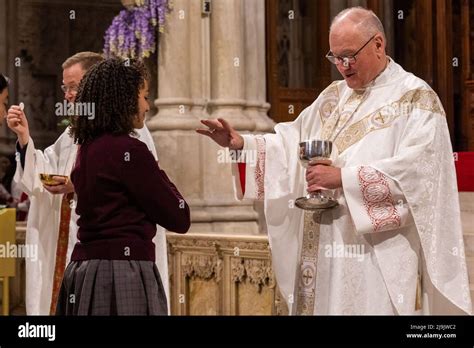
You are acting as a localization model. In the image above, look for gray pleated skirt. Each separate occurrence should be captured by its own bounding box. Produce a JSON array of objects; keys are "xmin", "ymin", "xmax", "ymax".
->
[{"xmin": 55, "ymin": 260, "xmax": 168, "ymax": 315}]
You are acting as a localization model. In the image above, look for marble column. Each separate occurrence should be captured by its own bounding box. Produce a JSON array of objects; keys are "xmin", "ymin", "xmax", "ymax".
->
[
  {"xmin": 148, "ymin": 0, "xmax": 262, "ymax": 234},
  {"xmin": 207, "ymin": 0, "xmax": 253, "ymax": 130},
  {"xmin": 147, "ymin": 0, "xmax": 200, "ymax": 131},
  {"xmin": 243, "ymin": 0, "xmax": 273, "ymax": 132},
  {"xmin": 148, "ymin": 0, "xmax": 207, "ymax": 229}
]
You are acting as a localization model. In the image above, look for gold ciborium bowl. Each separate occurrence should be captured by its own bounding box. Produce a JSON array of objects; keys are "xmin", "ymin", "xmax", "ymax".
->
[{"xmin": 39, "ymin": 174, "xmax": 69, "ymax": 186}]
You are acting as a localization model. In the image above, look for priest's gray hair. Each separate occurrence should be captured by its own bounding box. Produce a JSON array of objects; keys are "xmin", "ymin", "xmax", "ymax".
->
[{"xmin": 330, "ymin": 7, "xmax": 386, "ymax": 40}]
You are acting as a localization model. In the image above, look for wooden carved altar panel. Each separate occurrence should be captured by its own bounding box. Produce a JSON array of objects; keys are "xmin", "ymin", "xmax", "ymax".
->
[
  {"xmin": 230, "ymin": 257, "xmax": 275, "ymax": 315},
  {"xmin": 182, "ymin": 254, "xmax": 221, "ymax": 315},
  {"xmin": 167, "ymin": 233, "xmax": 288, "ymax": 316}
]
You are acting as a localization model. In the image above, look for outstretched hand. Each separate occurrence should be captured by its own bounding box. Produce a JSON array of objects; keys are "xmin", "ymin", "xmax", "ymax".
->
[{"xmin": 196, "ymin": 118, "xmax": 244, "ymax": 150}]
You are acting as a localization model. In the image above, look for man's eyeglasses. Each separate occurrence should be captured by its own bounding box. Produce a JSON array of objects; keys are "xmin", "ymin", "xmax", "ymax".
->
[
  {"xmin": 326, "ymin": 34, "xmax": 376, "ymax": 67},
  {"xmin": 61, "ymin": 85, "xmax": 78, "ymax": 94}
]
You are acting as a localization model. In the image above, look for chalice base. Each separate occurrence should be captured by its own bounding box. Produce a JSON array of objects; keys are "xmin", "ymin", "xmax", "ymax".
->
[{"xmin": 295, "ymin": 193, "xmax": 338, "ymax": 210}]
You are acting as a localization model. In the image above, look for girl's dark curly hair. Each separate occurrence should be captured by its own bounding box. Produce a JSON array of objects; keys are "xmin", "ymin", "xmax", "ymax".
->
[
  {"xmin": 70, "ymin": 58, "xmax": 149, "ymax": 145},
  {"xmin": 0, "ymin": 73, "xmax": 9, "ymax": 93}
]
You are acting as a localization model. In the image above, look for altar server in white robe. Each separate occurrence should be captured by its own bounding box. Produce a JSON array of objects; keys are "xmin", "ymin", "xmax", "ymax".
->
[
  {"xmin": 7, "ymin": 52, "xmax": 170, "ymax": 315},
  {"xmin": 197, "ymin": 7, "xmax": 472, "ymax": 315}
]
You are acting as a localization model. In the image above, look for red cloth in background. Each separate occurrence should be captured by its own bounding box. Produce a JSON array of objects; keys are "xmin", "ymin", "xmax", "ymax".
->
[
  {"xmin": 455, "ymin": 152, "xmax": 474, "ymax": 192},
  {"xmin": 238, "ymin": 163, "xmax": 246, "ymax": 195},
  {"xmin": 17, "ymin": 192, "xmax": 28, "ymax": 221}
]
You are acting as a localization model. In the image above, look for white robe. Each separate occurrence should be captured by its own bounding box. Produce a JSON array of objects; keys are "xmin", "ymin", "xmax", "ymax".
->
[
  {"xmin": 14, "ymin": 125, "xmax": 170, "ymax": 315},
  {"xmin": 233, "ymin": 59, "xmax": 472, "ymax": 315}
]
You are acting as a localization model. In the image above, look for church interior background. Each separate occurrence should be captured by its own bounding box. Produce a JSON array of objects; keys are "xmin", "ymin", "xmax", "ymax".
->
[{"xmin": 0, "ymin": 0, "xmax": 473, "ymax": 315}]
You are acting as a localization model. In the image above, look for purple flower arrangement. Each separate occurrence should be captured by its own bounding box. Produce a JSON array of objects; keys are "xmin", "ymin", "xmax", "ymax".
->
[{"xmin": 104, "ymin": 0, "xmax": 170, "ymax": 59}]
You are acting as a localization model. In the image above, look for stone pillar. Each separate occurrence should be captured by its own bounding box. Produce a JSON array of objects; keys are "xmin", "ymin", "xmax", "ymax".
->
[
  {"xmin": 188, "ymin": 0, "xmax": 209, "ymax": 121},
  {"xmin": 147, "ymin": 0, "xmax": 199, "ymax": 131},
  {"xmin": 207, "ymin": 0, "xmax": 253, "ymax": 130},
  {"xmin": 148, "ymin": 0, "xmax": 261, "ymax": 234},
  {"xmin": 148, "ymin": 0, "xmax": 207, "ymax": 230},
  {"xmin": 243, "ymin": 0, "xmax": 273, "ymax": 132}
]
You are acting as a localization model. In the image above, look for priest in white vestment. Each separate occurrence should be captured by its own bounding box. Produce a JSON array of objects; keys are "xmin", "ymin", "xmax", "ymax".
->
[
  {"xmin": 197, "ymin": 8, "xmax": 472, "ymax": 315},
  {"xmin": 7, "ymin": 52, "xmax": 170, "ymax": 315}
]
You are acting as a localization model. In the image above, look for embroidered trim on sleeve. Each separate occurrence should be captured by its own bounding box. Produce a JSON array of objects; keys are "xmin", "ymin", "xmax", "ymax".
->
[
  {"xmin": 358, "ymin": 166, "xmax": 401, "ymax": 232},
  {"xmin": 255, "ymin": 136, "xmax": 266, "ymax": 200}
]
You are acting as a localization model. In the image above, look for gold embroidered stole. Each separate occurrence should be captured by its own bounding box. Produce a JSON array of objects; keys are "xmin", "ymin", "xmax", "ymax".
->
[
  {"xmin": 318, "ymin": 85, "xmax": 444, "ymax": 155},
  {"xmin": 295, "ymin": 210, "xmax": 323, "ymax": 315},
  {"xmin": 294, "ymin": 91, "xmax": 367, "ymax": 315},
  {"xmin": 321, "ymin": 90, "xmax": 368, "ymax": 142}
]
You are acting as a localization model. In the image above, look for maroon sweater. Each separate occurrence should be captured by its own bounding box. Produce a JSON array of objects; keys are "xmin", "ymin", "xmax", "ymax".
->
[{"xmin": 70, "ymin": 133, "xmax": 190, "ymax": 262}]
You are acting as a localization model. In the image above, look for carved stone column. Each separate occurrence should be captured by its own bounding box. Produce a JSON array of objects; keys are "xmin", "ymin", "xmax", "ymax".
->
[
  {"xmin": 148, "ymin": 0, "xmax": 280, "ymax": 234},
  {"xmin": 147, "ymin": 0, "xmax": 200, "ymax": 131},
  {"xmin": 207, "ymin": 0, "xmax": 251, "ymax": 130},
  {"xmin": 243, "ymin": 0, "xmax": 274, "ymax": 132}
]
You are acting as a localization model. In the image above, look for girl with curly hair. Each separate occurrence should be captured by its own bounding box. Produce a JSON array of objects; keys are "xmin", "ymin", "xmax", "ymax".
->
[{"xmin": 55, "ymin": 58, "xmax": 190, "ymax": 315}]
